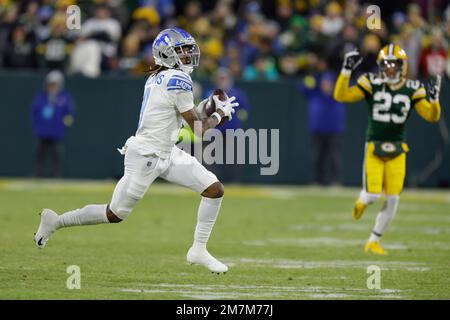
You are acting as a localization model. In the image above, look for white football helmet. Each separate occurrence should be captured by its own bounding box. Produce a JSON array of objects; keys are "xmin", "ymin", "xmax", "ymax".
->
[{"xmin": 152, "ymin": 28, "xmax": 200, "ymax": 74}]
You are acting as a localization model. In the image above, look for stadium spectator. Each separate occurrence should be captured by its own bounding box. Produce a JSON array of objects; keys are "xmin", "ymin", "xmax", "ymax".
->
[
  {"xmin": 397, "ymin": 23, "xmax": 423, "ymax": 78},
  {"xmin": 79, "ymin": 4, "xmax": 122, "ymax": 71},
  {"xmin": 0, "ymin": 0, "xmax": 449, "ymax": 82},
  {"xmin": 358, "ymin": 33, "xmax": 381, "ymax": 75},
  {"xmin": 243, "ymin": 55, "xmax": 279, "ymax": 81},
  {"xmin": 419, "ymin": 28, "xmax": 448, "ymax": 78},
  {"xmin": 299, "ymin": 67, "xmax": 345, "ymax": 186},
  {"xmin": 321, "ymin": 1, "xmax": 345, "ymax": 38},
  {"xmin": 327, "ymin": 23, "xmax": 361, "ymax": 72},
  {"xmin": 0, "ymin": 3, "xmax": 18, "ymax": 68},
  {"xmin": 3, "ymin": 24, "xmax": 36, "ymax": 69},
  {"xmin": 34, "ymin": 5, "xmax": 54, "ymax": 42},
  {"xmin": 36, "ymin": 13, "xmax": 73, "ymax": 70},
  {"xmin": 30, "ymin": 70, "xmax": 75, "ymax": 178},
  {"xmin": 117, "ymin": 34, "xmax": 141, "ymax": 74}
]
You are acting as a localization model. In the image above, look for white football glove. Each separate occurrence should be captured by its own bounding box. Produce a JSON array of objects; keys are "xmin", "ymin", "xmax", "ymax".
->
[
  {"xmin": 213, "ymin": 95, "xmax": 239, "ymax": 121},
  {"xmin": 195, "ymin": 98, "xmax": 209, "ymax": 119}
]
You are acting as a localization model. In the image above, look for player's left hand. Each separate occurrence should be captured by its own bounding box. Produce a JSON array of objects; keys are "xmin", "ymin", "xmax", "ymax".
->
[
  {"xmin": 214, "ymin": 95, "xmax": 239, "ymax": 120},
  {"xmin": 428, "ymin": 74, "xmax": 442, "ymax": 102}
]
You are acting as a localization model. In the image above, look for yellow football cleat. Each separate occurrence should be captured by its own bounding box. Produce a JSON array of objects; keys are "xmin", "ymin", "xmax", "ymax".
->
[
  {"xmin": 352, "ymin": 199, "xmax": 367, "ymax": 220},
  {"xmin": 365, "ymin": 241, "xmax": 388, "ymax": 255}
]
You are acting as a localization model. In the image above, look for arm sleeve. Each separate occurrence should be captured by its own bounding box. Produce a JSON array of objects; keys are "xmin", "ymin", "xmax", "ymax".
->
[
  {"xmin": 415, "ymin": 98, "xmax": 441, "ymax": 123},
  {"xmin": 333, "ymin": 71, "xmax": 366, "ymax": 103}
]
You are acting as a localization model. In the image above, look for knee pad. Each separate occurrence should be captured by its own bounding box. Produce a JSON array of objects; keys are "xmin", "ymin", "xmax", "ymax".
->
[
  {"xmin": 360, "ymin": 190, "xmax": 381, "ymax": 205},
  {"xmin": 109, "ymin": 200, "xmax": 133, "ymax": 220},
  {"xmin": 110, "ymin": 176, "xmax": 149, "ymax": 220}
]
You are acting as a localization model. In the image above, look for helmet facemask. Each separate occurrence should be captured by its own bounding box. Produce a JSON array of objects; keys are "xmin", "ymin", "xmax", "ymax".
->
[
  {"xmin": 173, "ymin": 44, "xmax": 200, "ymax": 74},
  {"xmin": 378, "ymin": 59, "xmax": 403, "ymax": 85}
]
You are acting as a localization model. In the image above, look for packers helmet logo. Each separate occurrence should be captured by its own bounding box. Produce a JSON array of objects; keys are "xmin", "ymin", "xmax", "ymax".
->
[{"xmin": 381, "ymin": 142, "xmax": 396, "ymax": 153}]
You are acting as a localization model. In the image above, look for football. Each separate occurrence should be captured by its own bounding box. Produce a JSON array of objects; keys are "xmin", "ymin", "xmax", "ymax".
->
[{"xmin": 205, "ymin": 88, "xmax": 230, "ymax": 126}]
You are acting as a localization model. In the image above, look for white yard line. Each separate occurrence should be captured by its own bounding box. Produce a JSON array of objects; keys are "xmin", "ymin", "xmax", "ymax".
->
[
  {"xmin": 118, "ymin": 284, "xmax": 404, "ymax": 299},
  {"xmin": 289, "ymin": 223, "xmax": 450, "ymax": 236},
  {"xmin": 228, "ymin": 257, "xmax": 430, "ymax": 272}
]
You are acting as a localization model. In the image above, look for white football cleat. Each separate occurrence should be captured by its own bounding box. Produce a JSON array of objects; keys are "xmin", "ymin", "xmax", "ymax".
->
[
  {"xmin": 34, "ymin": 209, "xmax": 59, "ymax": 248},
  {"xmin": 187, "ymin": 247, "xmax": 228, "ymax": 274}
]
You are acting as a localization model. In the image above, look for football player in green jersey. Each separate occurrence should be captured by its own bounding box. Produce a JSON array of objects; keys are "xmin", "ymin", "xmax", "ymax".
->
[{"xmin": 334, "ymin": 43, "xmax": 442, "ymax": 255}]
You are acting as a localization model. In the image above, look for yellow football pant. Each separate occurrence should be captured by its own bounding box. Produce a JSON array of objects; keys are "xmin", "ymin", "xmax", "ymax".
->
[{"xmin": 363, "ymin": 142, "xmax": 408, "ymax": 196}]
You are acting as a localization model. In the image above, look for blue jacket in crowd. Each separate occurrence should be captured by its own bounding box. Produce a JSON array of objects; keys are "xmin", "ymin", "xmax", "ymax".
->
[
  {"xmin": 298, "ymin": 73, "xmax": 345, "ymax": 134},
  {"xmin": 30, "ymin": 90, "xmax": 75, "ymax": 141}
]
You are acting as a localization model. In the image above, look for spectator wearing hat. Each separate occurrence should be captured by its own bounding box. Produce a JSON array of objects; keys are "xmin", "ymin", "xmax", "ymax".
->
[{"xmin": 31, "ymin": 70, "xmax": 75, "ymax": 177}]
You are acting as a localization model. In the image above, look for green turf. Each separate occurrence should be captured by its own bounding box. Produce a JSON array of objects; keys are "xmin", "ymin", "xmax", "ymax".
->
[{"xmin": 1, "ymin": 179, "xmax": 449, "ymax": 299}]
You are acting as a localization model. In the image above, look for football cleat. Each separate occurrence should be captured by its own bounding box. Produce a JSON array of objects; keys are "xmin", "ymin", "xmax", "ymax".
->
[
  {"xmin": 352, "ymin": 199, "xmax": 368, "ymax": 220},
  {"xmin": 187, "ymin": 247, "xmax": 228, "ymax": 274},
  {"xmin": 34, "ymin": 209, "xmax": 59, "ymax": 248},
  {"xmin": 365, "ymin": 241, "xmax": 388, "ymax": 255}
]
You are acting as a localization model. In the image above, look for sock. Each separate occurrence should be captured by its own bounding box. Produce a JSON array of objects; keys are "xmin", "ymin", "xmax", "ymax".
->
[
  {"xmin": 368, "ymin": 195, "xmax": 399, "ymax": 242},
  {"xmin": 192, "ymin": 197, "xmax": 223, "ymax": 250},
  {"xmin": 58, "ymin": 204, "xmax": 109, "ymax": 228},
  {"xmin": 359, "ymin": 190, "xmax": 381, "ymax": 205}
]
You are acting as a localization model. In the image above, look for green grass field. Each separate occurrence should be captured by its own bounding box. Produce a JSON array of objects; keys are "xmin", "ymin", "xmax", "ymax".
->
[{"xmin": 1, "ymin": 179, "xmax": 449, "ymax": 300}]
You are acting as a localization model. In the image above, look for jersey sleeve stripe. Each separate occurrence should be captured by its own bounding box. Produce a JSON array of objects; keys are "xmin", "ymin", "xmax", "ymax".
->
[
  {"xmin": 167, "ymin": 77, "xmax": 193, "ymax": 91},
  {"xmin": 357, "ymin": 77, "xmax": 373, "ymax": 95},
  {"xmin": 412, "ymin": 87, "xmax": 426, "ymax": 100}
]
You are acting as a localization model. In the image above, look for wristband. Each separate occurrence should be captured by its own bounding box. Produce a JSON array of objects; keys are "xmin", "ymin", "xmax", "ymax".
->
[
  {"xmin": 211, "ymin": 112, "xmax": 222, "ymax": 123},
  {"xmin": 340, "ymin": 68, "xmax": 352, "ymax": 77}
]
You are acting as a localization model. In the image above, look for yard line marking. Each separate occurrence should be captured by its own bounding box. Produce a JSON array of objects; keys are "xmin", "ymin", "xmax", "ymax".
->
[
  {"xmin": 229, "ymin": 258, "xmax": 430, "ymax": 272},
  {"xmin": 289, "ymin": 223, "xmax": 450, "ymax": 235},
  {"xmin": 119, "ymin": 284, "xmax": 404, "ymax": 300}
]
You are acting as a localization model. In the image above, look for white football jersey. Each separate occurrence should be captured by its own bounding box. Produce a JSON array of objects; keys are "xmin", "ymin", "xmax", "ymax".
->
[{"xmin": 125, "ymin": 69, "xmax": 194, "ymax": 158}]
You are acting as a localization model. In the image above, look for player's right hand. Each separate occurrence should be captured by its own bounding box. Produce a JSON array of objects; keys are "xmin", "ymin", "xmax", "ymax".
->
[
  {"xmin": 342, "ymin": 49, "xmax": 363, "ymax": 72},
  {"xmin": 196, "ymin": 98, "xmax": 209, "ymax": 119},
  {"xmin": 214, "ymin": 95, "xmax": 239, "ymax": 120}
]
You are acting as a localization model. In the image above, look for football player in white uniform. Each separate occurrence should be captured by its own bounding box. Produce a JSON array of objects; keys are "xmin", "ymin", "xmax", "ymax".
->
[{"xmin": 34, "ymin": 28, "xmax": 239, "ymax": 273}]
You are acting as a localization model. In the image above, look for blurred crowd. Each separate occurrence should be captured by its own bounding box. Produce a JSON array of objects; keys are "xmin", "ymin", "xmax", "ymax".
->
[{"xmin": 0, "ymin": 0, "xmax": 449, "ymax": 80}]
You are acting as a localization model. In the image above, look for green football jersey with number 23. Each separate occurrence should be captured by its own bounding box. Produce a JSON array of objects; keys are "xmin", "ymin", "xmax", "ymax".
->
[{"xmin": 356, "ymin": 73, "xmax": 427, "ymax": 142}]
